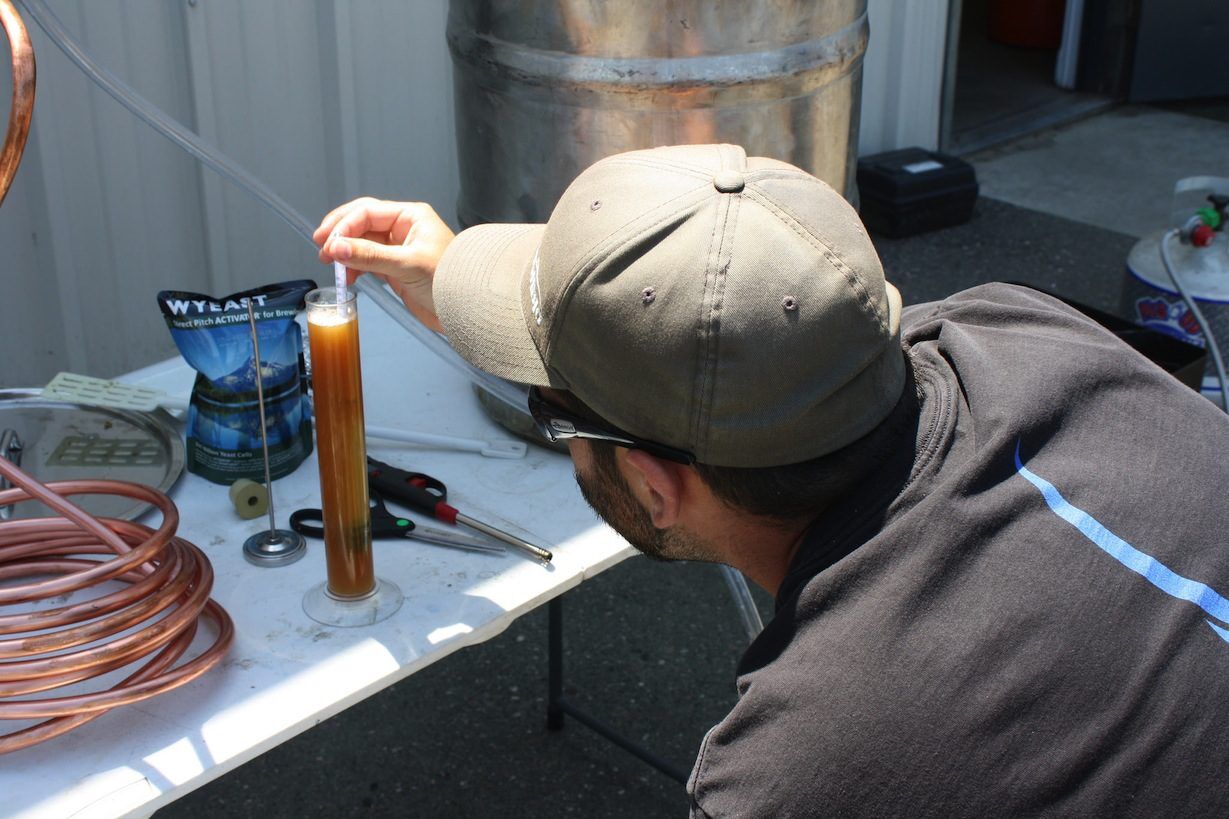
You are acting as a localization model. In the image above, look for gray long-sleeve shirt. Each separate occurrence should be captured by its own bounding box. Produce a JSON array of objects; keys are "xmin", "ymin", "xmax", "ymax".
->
[{"xmin": 689, "ymin": 283, "xmax": 1229, "ymax": 817}]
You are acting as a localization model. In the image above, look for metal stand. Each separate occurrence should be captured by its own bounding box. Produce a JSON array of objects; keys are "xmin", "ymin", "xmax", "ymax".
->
[
  {"xmin": 545, "ymin": 595, "xmax": 689, "ymax": 784},
  {"xmin": 243, "ymin": 528, "xmax": 306, "ymax": 567},
  {"xmin": 240, "ymin": 299, "xmax": 305, "ymax": 567}
]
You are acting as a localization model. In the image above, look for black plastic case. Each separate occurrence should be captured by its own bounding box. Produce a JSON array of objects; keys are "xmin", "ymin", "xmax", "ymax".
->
[{"xmin": 856, "ymin": 148, "xmax": 979, "ymax": 238}]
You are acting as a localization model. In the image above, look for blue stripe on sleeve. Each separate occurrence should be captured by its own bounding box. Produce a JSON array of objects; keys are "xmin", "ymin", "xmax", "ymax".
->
[{"xmin": 1014, "ymin": 441, "xmax": 1229, "ymax": 644}]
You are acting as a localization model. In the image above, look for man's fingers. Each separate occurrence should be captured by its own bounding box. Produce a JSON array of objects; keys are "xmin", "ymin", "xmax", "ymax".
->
[
  {"xmin": 314, "ymin": 197, "xmax": 416, "ymax": 244},
  {"xmin": 317, "ymin": 230, "xmax": 390, "ymax": 264},
  {"xmin": 332, "ymin": 236, "xmax": 418, "ymax": 281},
  {"xmin": 313, "ymin": 197, "xmax": 378, "ymax": 244},
  {"xmin": 334, "ymin": 201, "xmax": 432, "ymax": 244},
  {"xmin": 314, "ymin": 199, "xmax": 442, "ymax": 253}
]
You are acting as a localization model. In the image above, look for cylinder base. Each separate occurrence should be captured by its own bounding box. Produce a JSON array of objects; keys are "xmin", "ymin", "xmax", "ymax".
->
[{"xmin": 302, "ymin": 578, "xmax": 403, "ymax": 627}]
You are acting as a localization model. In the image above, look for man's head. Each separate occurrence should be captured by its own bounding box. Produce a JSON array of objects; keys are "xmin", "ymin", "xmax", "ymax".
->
[
  {"xmin": 432, "ymin": 144, "xmax": 908, "ymax": 569},
  {"xmin": 572, "ymin": 430, "xmax": 713, "ymax": 564},
  {"xmin": 537, "ymin": 367, "xmax": 920, "ymax": 566},
  {"xmin": 433, "ymin": 143, "xmax": 905, "ymax": 469}
]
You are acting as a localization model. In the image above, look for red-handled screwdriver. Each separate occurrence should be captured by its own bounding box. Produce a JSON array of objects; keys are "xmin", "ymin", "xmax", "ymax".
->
[{"xmin": 367, "ymin": 457, "xmax": 553, "ymax": 563}]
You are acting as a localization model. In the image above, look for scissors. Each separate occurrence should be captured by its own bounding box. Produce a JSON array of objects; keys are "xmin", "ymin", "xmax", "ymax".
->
[{"xmin": 289, "ymin": 491, "xmax": 505, "ymax": 555}]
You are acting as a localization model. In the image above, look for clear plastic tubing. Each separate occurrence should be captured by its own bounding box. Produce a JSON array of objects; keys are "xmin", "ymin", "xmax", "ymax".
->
[{"xmin": 15, "ymin": 0, "xmax": 527, "ymax": 413}]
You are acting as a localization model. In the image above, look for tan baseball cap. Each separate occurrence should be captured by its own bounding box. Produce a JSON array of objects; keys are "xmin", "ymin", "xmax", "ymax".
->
[{"xmin": 433, "ymin": 144, "xmax": 904, "ymax": 467}]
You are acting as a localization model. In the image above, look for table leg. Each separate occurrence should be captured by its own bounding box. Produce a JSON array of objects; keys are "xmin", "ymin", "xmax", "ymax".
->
[
  {"xmin": 547, "ymin": 595, "xmax": 565, "ymax": 731},
  {"xmin": 543, "ymin": 593, "xmax": 688, "ymax": 784}
]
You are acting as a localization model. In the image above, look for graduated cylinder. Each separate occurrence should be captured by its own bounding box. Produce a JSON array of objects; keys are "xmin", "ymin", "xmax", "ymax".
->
[{"xmin": 305, "ymin": 287, "xmax": 374, "ymax": 598}]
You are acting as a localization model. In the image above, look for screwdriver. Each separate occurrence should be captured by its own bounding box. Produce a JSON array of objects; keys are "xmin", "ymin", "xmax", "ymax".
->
[{"xmin": 366, "ymin": 456, "xmax": 553, "ymax": 563}]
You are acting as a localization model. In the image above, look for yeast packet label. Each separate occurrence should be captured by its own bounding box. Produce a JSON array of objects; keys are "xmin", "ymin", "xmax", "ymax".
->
[{"xmin": 157, "ymin": 280, "xmax": 315, "ymax": 485}]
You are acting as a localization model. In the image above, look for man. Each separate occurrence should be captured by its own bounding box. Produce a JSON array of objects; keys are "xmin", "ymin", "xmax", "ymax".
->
[{"xmin": 316, "ymin": 144, "xmax": 1229, "ymax": 816}]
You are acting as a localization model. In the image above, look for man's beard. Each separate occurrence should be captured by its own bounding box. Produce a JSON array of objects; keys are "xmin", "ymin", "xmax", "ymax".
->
[{"xmin": 574, "ymin": 444, "xmax": 714, "ymax": 563}]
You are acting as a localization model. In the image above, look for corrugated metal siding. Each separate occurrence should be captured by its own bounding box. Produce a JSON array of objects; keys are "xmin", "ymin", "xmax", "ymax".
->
[
  {"xmin": 0, "ymin": 0, "xmax": 936, "ymax": 388},
  {"xmin": 1, "ymin": 0, "xmax": 457, "ymax": 386}
]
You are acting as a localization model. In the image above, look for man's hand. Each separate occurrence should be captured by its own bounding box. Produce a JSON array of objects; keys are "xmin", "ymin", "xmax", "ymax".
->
[{"xmin": 313, "ymin": 198, "xmax": 455, "ymax": 333}]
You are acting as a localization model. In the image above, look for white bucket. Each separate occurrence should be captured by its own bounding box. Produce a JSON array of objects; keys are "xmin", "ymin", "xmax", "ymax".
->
[{"xmin": 1123, "ymin": 230, "xmax": 1229, "ymax": 406}]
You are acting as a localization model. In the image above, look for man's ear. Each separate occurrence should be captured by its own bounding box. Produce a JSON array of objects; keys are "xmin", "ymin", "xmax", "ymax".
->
[{"xmin": 623, "ymin": 449, "xmax": 686, "ymax": 529}]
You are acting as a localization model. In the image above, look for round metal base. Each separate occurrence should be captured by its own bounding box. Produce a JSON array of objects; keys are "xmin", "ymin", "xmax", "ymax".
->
[
  {"xmin": 302, "ymin": 578, "xmax": 403, "ymax": 627},
  {"xmin": 243, "ymin": 529, "xmax": 307, "ymax": 567}
]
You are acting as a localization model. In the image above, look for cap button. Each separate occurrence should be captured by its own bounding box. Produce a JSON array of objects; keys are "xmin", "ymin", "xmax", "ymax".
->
[{"xmin": 713, "ymin": 170, "xmax": 745, "ymax": 193}]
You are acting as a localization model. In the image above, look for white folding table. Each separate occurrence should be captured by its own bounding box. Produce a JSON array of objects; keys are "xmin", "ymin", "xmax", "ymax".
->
[{"xmin": 2, "ymin": 296, "xmax": 635, "ymax": 819}]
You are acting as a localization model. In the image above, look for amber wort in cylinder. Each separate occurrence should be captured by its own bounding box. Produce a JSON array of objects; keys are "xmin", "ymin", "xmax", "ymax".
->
[{"xmin": 306, "ymin": 288, "xmax": 374, "ymax": 598}]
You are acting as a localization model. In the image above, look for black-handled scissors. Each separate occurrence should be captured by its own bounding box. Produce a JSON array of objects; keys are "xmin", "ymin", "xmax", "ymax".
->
[
  {"xmin": 289, "ymin": 492, "xmax": 415, "ymax": 540},
  {"xmin": 289, "ymin": 489, "xmax": 505, "ymax": 555}
]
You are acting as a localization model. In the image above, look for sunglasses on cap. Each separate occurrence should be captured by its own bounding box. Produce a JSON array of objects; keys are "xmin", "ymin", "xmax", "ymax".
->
[{"xmin": 527, "ymin": 386, "xmax": 696, "ymax": 465}]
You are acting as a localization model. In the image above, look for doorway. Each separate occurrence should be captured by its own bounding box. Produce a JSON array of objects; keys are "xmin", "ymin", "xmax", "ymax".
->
[{"xmin": 941, "ymin": 0, "xmax": 1111, "ymax": 155}]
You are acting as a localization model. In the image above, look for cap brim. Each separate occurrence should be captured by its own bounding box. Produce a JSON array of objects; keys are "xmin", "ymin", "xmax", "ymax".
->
[
  {"xmin": 432, "ymin": 222, "xmax": 551, "ymax": 386},
  {"xmin": 886, "ymin": 281, "xmax": 903, "ymax": 337}
]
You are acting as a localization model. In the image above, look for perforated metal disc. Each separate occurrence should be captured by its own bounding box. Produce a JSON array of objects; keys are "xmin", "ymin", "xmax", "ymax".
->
[{"xmin": 0, "ymin": 389, "xmax": 185, "ymax": 522}]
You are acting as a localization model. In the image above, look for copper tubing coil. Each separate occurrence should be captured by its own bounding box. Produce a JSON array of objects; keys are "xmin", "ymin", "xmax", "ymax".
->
[
  {"xmin": 0, "ymin": 456, "xmax": 233, "ymax": 754},
  {"xmin": 1, "ymin": 0, "xmax": 36, "ymax": 208}
]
